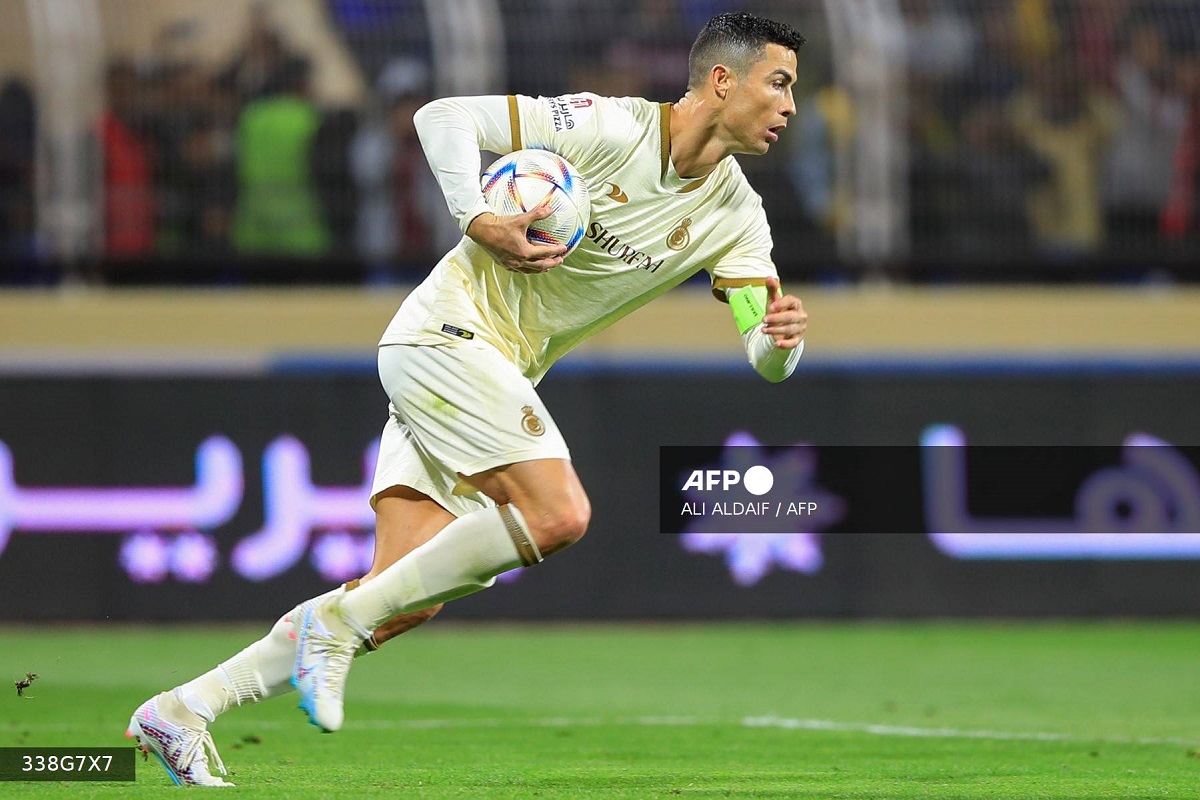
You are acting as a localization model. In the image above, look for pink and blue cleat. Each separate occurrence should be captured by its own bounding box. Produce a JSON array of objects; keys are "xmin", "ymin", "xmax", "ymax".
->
[
  {"xmin": 125, "ymin": 691, "xmax": 233, "ymax": 787},
  {"xmin": 291, "ymin": 601, "xmax": 362, "ymax": 733}
]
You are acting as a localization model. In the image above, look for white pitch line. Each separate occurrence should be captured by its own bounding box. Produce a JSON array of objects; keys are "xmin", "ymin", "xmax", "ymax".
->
[
  {"xmin": 740, "ymin": 715, "xmax": 1200, "ymax": 748},
  {"xmin": 7, "ymin": 716, "xmax": 1198, "ymax": 748}
]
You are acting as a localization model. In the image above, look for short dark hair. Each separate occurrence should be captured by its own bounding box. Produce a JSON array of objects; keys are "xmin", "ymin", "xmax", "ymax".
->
[{"xmin": 687, "ymin": 12, "xmax": 806, "ymax": 90}]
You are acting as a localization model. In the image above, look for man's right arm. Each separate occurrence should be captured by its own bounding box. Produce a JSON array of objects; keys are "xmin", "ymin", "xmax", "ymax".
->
[
  {"xmin": 412, "ymin": 96, "xmax": 511, "ymax": 234},
  {"xmin": 413, "ymin": 96, "xmax": 565, "ymax": 273}
]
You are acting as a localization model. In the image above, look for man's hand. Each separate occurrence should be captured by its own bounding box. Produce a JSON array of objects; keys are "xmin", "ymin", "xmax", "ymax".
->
[
  {"xmin": 762, "ymin": 276, "xmax": 807, "ymax": 349},
  {"xmin": 466, "ymin": 207, "xmax": 567, "ymax": 274}
]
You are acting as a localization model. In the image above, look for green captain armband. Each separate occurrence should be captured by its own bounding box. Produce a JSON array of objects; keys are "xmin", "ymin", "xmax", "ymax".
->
[{"xmin": 728, "ymin": 285, "xmax": 770, "ymax": 335}]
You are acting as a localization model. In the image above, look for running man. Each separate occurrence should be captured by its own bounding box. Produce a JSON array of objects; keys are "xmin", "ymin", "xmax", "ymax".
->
[{"xmin": 127, "ymin": 11, "xmax": 808, "ymax": 786}]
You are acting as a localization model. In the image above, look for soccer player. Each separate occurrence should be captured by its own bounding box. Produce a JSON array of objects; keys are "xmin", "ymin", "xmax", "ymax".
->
[{"xmin": 126, "ymin": 11, "xmax": 808, "ymax": 786}]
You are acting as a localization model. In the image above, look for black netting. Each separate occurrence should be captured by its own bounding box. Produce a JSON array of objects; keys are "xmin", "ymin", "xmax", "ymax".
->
[{"xmin": 0, "ymin": 0, "xmax": 1197, "ymax": 285}]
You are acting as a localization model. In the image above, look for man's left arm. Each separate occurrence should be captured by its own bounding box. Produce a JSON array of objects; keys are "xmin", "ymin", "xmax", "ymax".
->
[
  {"xmin": 727, "ymin": 276, "xmax": 806, "ymax": 383},
  {"xmin": 710, "ymin": 190, "xmax": 806, "ymax": 382}
]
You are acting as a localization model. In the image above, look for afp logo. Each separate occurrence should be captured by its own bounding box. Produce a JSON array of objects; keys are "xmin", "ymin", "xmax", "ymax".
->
[{"xmin": 681, "ymin": 465, "xmax": 774, "ymax": 496}]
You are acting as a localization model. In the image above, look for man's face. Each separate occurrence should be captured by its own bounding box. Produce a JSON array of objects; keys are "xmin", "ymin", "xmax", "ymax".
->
[{"xmin": 722, "ymin": 43, "xmax": 797, "ymax": 155}]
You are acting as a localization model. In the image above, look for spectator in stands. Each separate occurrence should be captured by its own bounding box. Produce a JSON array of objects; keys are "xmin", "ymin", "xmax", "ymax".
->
[
  {"xmin": 313, "ymin": 108, "xmax": 360, "ymax": 258},
  {"xmin": 148, "ymin": 61, "xmax": 226, "ymax": 255},
  {"xmin": 177, "ymin": 113, "xmax": 236, "ymax": 258},
  {"xmin": 219, "ymin": 3, "xmax": 293, "ymax": 105},
  {"xmin": 99, "ymin": 62, "xmax": 157, "ymax": 258},
  {"xmin": 903, "ymin": 0, "xmax": 975, "ymax": 84},
  {"xmin": 232, "ymin": 57, "xmax": 331, "ymax": 259},
  {"xmin": 500, "ymin": 0, "xmax": 623, "ymax": 97},
  {"xmin": 937, "ymin": 7, "xmax": 1029, "ymax": 257},
  {"xmin": 901, "ymin": 0, "xmax": 976, "ymax": 256},
  {"xmin": 1141, "ymin": 0, "xmax": 1200, "ymax": 55},
  {"xmin": 0, "ymin": 78, "xmax": 38, "ymax": 282},
  {"xmin": 351, "ymin": 58, "xmax": 456, "ymax": 283},
  {"xmin": 1058, "ymin": 0, "xmax": 1132, "ymax": 89},
  {"xmin": 943, "ymin": 103, "xmax": 1050, "ymax": 256},
  {"xmin": 325, "ymin": 0, "xmax": 430, "ymax": 87},
  {"xmin": 678, "ymin": 0, "xmax": 744, "ymax": 34},
  {"xmin": 1008, "ymin": 55, "xmax": 1120, "ymax": 255},
  {"xmin": 788, "ymin": 76, "xmax": 852, "ymax": 253},
  {"xmin": 1105, "ymin": 19, "xmax": 1189, "ymax": 240},
  {"xmin": 957, "ymin": 7, "xmax": 1024, "ymax": 108},
  {"xmin": 1013, "ymin": 0, "xmax": 1060, "ymax": 64},
  {"xmin": 602, "ymin": 0, "xmax": 695, "ymax": 102},
  {"xmin": 1160, "ymin": 52, "xmax": 1200, "ymax": 240}
]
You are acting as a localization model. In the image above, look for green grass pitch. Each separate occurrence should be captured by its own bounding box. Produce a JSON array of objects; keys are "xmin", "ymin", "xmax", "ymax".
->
[{"xmin": 1, "ymin": 622, "xmax": 1197, "ymax": 798}]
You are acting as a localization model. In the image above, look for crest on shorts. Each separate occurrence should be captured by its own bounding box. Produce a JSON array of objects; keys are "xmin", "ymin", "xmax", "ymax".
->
[
  {"xmin": 667, "ymin": 217, "xmax": 691, "ymax": 250},
  {"xmin": 520, "ymin": 406, "xmax": 545, "ymax": 437}
]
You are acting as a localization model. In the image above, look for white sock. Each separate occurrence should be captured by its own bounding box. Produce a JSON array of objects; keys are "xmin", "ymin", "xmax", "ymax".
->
[
  {"xmin": 337, "ymin": 504, "xmax": 541, "ymax": 637},
  {"xmin": 177, "ymin": 586, "xmax": 344, "ymax": 722}
]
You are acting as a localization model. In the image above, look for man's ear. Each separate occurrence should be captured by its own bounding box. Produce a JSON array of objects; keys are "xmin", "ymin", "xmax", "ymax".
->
[{"xmin": 711, "ymin": 64, "xmax": 735, "ymax": 100}]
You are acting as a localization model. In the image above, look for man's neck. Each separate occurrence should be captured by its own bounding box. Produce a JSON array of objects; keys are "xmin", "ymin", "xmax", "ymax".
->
[{"xmin": 669, "ymin": 92, "xmax": 734, "ymax": 180}]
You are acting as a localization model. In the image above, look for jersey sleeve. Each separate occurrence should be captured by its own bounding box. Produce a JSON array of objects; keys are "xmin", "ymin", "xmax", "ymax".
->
[
  {"xmin": 413, "ymin": 95, "xmax": 521, "ymax": 233},
  {"xmin": 707, "ymin": 192, "xmax": 777, "ymax": 302},
  {"xmin": 741, "ymin": 317, "xmax": 804, "ymax": 382},
  {"xmin": 414, "ymin": 93, "xmax": 632, "ymax": 233}
]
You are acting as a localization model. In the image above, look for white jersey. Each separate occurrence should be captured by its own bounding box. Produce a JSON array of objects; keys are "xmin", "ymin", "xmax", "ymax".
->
[{"xmin": 380, "ymin": 93, "xmax": 779, "ymax": 383}]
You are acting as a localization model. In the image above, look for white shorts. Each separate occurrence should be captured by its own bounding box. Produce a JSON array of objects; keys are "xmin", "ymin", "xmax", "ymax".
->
[{"xmin": 369, "ymin": 340, "xmax": 571, "ymax": 515}]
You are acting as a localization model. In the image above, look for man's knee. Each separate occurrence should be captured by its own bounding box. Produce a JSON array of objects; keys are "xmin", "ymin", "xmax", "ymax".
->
[
  {"xmin": 528, "ymin": 495, "xmax": 591, "ymax": 554},
  {"xmin": 469, "ymin": 460, "xmax": 592, "ymax": 556}
]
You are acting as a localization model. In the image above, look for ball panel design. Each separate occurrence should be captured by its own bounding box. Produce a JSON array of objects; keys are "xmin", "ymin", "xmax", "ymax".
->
[{"xmin": 481, "ymin": 150, "xmax": 591, "ymax": 255}]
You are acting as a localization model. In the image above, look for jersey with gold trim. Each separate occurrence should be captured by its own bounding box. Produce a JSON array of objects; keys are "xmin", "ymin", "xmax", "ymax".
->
[{"xmin": 380, "ymin": 93, "xmax": 778, "ymax": 383}]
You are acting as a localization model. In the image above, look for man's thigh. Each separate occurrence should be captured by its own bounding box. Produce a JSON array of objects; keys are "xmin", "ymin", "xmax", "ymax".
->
[
  {"xmin": 377, "ymin": 341, "xmax": 571, "ymax": 481},
  {"xmin": 370, "ymin": 412, "xmax": 489, "ymax": 518}
]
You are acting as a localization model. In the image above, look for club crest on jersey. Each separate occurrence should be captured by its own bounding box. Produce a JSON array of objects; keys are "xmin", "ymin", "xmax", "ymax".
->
[
  {"xmin": 667, "ymin": 218, "xmax": 692, "ymax": 251},
  {"xmin": 521, "ymin": 406, "xmax": 546, "ymax": 436}
]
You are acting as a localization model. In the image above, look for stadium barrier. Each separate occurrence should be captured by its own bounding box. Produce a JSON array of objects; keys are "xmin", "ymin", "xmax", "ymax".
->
[
  {"xmin": 2, "ymin": 364, "xmax": 1198, "ymax": 621},
  {"xmin": 2, "ymin": 285, "xmax": 1199, "ymax": 356}
]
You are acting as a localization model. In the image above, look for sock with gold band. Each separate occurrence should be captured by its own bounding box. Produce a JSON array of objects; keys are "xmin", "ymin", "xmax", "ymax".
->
[{"xmin": 337, "ymin": 504, "xmax": 541, "ymax": 637}]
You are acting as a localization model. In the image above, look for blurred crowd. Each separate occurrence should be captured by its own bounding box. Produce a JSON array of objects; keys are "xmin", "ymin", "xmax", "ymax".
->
[
  {"xmin": 900, "ymin": 0, "xmax": 1200, "ymax": 272},
  {"xmin": 1, "ymin": 0, "xmax": 1199, "ymax": 285}
]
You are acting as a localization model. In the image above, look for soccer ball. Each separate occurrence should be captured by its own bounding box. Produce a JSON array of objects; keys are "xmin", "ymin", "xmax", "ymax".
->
[{"xmin": 481, "ymin": 149, "xmax": 590, "ymax": 255}]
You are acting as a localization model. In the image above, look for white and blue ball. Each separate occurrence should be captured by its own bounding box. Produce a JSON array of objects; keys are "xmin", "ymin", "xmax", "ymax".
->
[{"xmin": 481, "ymin": 149, "xmax": 590, "ymax": 255}]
